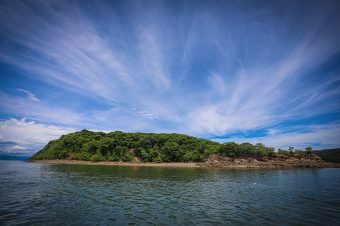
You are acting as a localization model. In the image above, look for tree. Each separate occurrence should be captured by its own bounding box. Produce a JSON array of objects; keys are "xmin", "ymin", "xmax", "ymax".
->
[
  {"xmin": 84, "ymin": 140, "xmax": 99, "ymax": 154},
  {"xmin": 162, "ymin": 141, "xmax": 181, "ymax": 162},
  {"xmin": 219, "ymin": 142, "xmax": 239, "ymax": 157},
  {"xmin": 114, "ymin": 146, "xmax": 127, "ymax": 160},
  {"xmin": 255, "ymin": 143, "xmax": 265, "ymax": 148},
  {"xmin": 305, "ymin": 146, "xmax": 313, "ymax": 154}
]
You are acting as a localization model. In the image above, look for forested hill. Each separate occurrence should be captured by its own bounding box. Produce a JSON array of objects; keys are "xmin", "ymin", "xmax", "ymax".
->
[
  {"xmin": 30, "ymin": 130, "xmax": 220, "ymax": 162},
  {"xmin": 30, "ymin": 129, "xmax": 339, "ymax": 163},
  {"xmin": 30, "ymin": 129, "xmax": 276, "ymax": 162}
]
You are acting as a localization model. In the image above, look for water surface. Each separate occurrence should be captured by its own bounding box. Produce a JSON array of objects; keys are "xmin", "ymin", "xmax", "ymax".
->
[{"xmin": 0, "ymin": 160, "xmax": 339, "ymax": 225}]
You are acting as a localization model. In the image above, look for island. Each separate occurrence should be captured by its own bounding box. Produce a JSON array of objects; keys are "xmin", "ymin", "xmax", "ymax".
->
[{"xmin": 29, "ymin": 129, "xmax": 340, "ymax": 168}]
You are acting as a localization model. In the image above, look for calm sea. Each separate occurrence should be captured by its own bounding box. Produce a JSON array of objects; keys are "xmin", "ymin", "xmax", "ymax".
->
[{"xmin": 0, "ymin": 160, "xmax": 339, "ymax": 225}]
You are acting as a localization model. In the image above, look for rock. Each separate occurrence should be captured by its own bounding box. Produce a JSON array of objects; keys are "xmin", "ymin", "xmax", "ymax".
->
[
  {"xmin": 197, "ymin": 153, "xmax": 339, "ymax": 168},
  {"xmin": 132, "ymin": 157, "xmax": 142, "ymax": 163}
]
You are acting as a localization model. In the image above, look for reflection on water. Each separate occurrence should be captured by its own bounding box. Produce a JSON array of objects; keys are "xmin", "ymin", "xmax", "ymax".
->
[{"xmin": 1, "ymin": 161, "xmax": 340, "ymax": 225}]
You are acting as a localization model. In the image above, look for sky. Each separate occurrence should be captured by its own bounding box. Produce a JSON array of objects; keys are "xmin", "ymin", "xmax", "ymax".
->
[{"xmin": 1, "ymin": 0, "xmax": 340, "ymax": 156}]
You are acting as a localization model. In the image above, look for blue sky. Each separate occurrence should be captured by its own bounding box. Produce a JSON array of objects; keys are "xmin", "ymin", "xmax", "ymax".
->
[{"xmin": 1, "ymin": 0, "xmax": 340, "ymax": 155}]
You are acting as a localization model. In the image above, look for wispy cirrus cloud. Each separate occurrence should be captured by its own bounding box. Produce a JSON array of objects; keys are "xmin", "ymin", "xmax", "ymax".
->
[
  {"xmin": 0, "ymin": 90, "xmax": 82, "ymax": 126},
  {"xmin": 0, "ymin": 0, "xmax": 340, "ymax": 153},
  {"xmin": 16, "ymin": 89, "xmax": 40, "ymax": 102},
  {"xmin": 212, "ymin": 122, "xmax": 340, "ymax": 150}
]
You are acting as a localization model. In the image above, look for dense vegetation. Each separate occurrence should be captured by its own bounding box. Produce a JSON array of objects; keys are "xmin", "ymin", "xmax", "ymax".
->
[
  {"xmin": 30, "ymin": 130, "xmax": 219, "ymax": 162},
  {"xmin": 314, "ymin": 149, "xmax": 340, "ymax": 163},
  {"xmin": 30, "ymin": 130, "xmax": 338, "ymax": 162}
]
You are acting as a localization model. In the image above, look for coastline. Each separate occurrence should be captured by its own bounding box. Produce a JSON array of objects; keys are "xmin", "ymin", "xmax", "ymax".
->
[
  {"xmin": 29, "ymin": 159, "xmax": 340, "ymax": 168},
  {"xmin": 29, "ymin": 160, "xmax": 200, "ymax": 168}
]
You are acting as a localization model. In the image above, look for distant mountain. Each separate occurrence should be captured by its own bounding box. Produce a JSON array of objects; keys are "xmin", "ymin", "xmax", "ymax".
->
[{"xmin": 0, "ymin": 155, "xmax": 30, "ymax": 160}]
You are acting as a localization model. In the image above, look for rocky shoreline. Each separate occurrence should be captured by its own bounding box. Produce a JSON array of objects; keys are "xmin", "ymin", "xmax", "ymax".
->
[
  {"xmin": 29, "ymin": 160, "xmax": 199, "ymax": 168},
  {"xmin": 30, "ymin": 153, "xmax": 340, "ymax": 168},
  {"xmin": 198, "ymin": 153, "xmax": 340, "ymax": 168}
]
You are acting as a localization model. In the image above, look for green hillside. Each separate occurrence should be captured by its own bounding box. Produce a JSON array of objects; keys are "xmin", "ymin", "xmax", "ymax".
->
[
  {"xmin": 30, "ymin": 130, "xmax": 276, "ymax": 162},
  {"xmin": 30, "ymin": 130, "xmax": 220, "ymax": 162},
  {"xmin": 314, "ymin": 149, "xmax": 340, "ymax": 163}
]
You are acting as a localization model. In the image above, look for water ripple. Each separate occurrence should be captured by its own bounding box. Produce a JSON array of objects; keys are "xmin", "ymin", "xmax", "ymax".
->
[{"xmin": 0, "ymin": 161, "xmax": 340, "ymax": 225}]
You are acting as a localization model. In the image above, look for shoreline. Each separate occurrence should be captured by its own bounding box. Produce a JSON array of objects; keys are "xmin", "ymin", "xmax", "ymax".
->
[
  {"xmin": 30, "ymin": 160, "xmax": 200, "ymax": 168},
  {"xmin": 29, "ymin": 159, "xmax": 340, "ymax": 168}
]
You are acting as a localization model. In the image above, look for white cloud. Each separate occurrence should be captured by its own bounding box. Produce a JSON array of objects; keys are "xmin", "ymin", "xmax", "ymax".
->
[
  {"xmin": 0, "ymin": 91, "xmax": 82, "ymax": 126},
  {"xmin": 0, "ymin": 141, "xmax": 28, "ymax": 154},
  {"xmin": 0, "ymin": 0, "xmax": 339, "ymax": 150},
  {"xmin": 0, "ymin": 118, "xmax": 75, "ymax": 153},
  {"xmin": 213, "ymin": 122, "xmax": 340, "ymax": 150},
  {"xmin": 17, "ymin": 88, "xmax": 40, "ymax": 102}
]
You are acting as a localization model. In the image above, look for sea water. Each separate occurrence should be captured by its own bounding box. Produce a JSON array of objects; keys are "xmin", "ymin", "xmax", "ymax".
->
[{"xmin": 0, "ymin": 160, "xmax": 339, "ymax": 225}]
